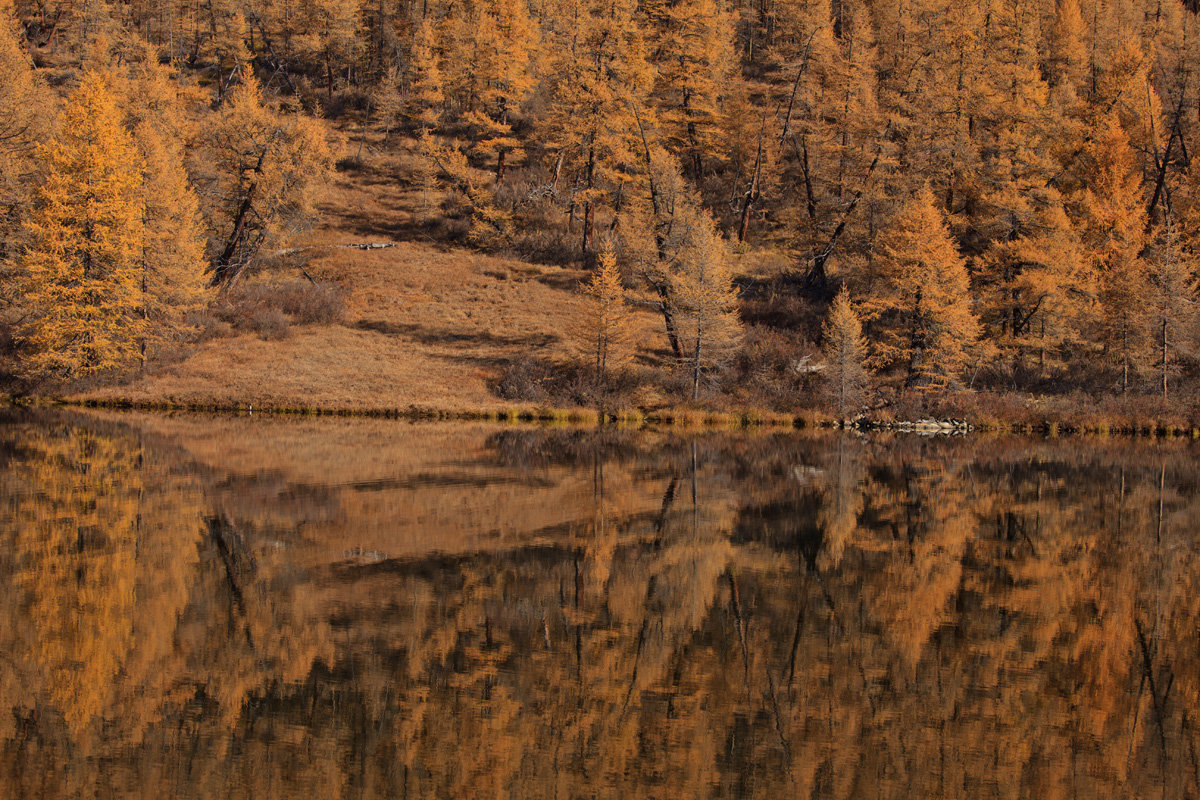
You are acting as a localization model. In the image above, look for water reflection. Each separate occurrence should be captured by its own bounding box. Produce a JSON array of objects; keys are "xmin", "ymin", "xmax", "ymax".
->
[{"xmin": 1, "ymin": 410, "xmax": 1199, "ymax": 798}]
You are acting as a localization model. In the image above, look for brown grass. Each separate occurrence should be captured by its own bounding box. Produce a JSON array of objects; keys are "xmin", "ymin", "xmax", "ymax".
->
[{"xmin": 74, "ymin": 128, "xmax": 667, "ymax": 413}]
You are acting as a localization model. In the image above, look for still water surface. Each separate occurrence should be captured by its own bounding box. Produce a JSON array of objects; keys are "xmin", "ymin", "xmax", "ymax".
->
[{"xmin": 1, "ymin": 409, "xmax": 1198, "ymax": 798}]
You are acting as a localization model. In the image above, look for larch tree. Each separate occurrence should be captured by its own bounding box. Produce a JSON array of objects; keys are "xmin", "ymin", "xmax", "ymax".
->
[
  {"xmin": 538, "ymin": 0, "xmax": 654, "ymax": 254},
  {"xmin": 0, "ymin": 0, "xmax": 49, "ymax": 263},
  {"xmin": 971, "ymin": 0, "xmax": 1066, "ymax": 364},
  {"xmin": 372, "ymin": 65, "xmax": 404, "ymax": 141},
  {"xmin": 618, "ymin": 149, "xmax": 693, "ymax": 358},
  {"xmin": 822, "ymin": 286, "xmax": 869, "ymax": 415},
  {"xmin": 1145, "ymin": 219, "xmax": 1196, "ymax": 401},
  {"xmin": 419, "ymin": 133, "xmax": 511, "ymax": 246},
  {"xmin": 441, "ymin": 0, "xmax": 538, "ymax": 180},
  {"xmin": 295, "ymin": 0, "xmax": 361, "ymax": 101},
  {"xmin": 669, "ymin": 206, "xmax": 741, "ymax": 400},
  {"xmin": 16, "ymin": 70, "xmax": 146, "ymax": 379},
  {"xmin": 786, "ymin": 0, "xmax": 889, "ymax": 290},
  {"xmin": 1046, "ymin": 0, "xmax": 1088, "ymax": 92},
  {"xmin": 720, "ymin": 78, "xmax": 779, "ymax": 243},
  {"xmin": 977, "ymin": 195, "xmax": 1091, "ymax": 382},
  {"xmin": 202, "ymin": 5, "xmax": 252, "ymax": 102},
  {"xmin": 579, "ymin": 245, "xmax": 632, "ymax": 387},
  {"xmin": 646, "ymin": 0, "xmax": 738, "ymax": 181},
  {"xmin": 200, "ymin": 75, "xmax": 333, "ymax": 287},
  {"xmin": 891, "ymin": 0, "xmax": 984, "ymax": 211},
  {"xmin": 121, "ymin": 47, "xmax": 209, "ymax": 351},
  {"xmin": 403, "ymin": 15, "xmax": 445, "ymax": 131},
  {"xmin": 1081, "ymin": 115, "xmax": 1147, "ymax": 394},
  {"xmin": 859, "ymin": 185, "xmax": 979, "ymax": 390}
]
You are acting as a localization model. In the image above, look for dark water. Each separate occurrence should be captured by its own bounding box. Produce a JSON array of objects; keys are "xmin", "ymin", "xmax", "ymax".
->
[{"xmin": 2, "ymin": 409, "xmax": 1199, "ymax": 799}]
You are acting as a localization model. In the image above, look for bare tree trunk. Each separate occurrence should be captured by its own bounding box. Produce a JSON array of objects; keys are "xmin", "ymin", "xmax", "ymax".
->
[
  {"xmin": 582, "ymin": 145, "xmax": 595, "ymax": 255},
  {"xmin": 737, "ymin": 118, "xmax": 766, "ymax": 242},
  {"xmin": 630, "ymin": 102, "xmax": 683, "ymax": 358},
  {"xmin": 212, "ymin": 150, "xmax": 266, "ymax": 286},
  {"xmin": 1122, "ymin": 326, "xmax": 1129, "ymax": 396},
  {"xmin": 653, "ymin": 282, "xmax": 683, "ymax": 359},
  {"xmin": 1161, "ymin": 317, "xmax": 1168, "ymax": 401}
]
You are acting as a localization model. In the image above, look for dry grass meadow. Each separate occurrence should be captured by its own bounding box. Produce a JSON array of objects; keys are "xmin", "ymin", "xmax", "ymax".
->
[{"xmin": 74, "ymin": 130, "xmax": 670, "ymax": 413}]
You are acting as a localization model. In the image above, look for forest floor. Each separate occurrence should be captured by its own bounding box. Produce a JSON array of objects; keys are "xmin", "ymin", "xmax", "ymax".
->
[{"xmin": 69, "ymin": 131, "xmax": 674, "ymax": 416}]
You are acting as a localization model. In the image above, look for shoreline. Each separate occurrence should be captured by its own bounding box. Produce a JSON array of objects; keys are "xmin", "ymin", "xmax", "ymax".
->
[{"xmin": 4, "ymin": 395, "xmax": 1200, "ymax": 438}]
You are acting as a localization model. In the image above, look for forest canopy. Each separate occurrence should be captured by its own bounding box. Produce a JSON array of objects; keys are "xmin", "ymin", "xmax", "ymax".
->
[{"xmin": 2, "ymin": 0, "xmax": 1200, "ymax": 415}]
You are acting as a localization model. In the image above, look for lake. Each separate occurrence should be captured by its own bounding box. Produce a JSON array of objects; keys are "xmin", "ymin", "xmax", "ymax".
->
[{"xmin": 1, "ymin": 409, "xmax": 1197, "ymax": 798}]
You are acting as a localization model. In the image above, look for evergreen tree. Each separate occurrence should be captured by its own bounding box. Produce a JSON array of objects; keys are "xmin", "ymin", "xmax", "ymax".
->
[
  {"xmin": 579, "ymin": 245, "xmax": 631, "ymax": 386},
  {"xmin": 1145, "ymin": 219, "xmax": 1196, "ymax": 401},
  {"xmin": 1082, "ymin": 115, "xmax": 1147, "ymax": 394},
  {"xmin": 859, "ymin": 185, "xmax": 979, "ymax": 390},
  {"xmin": 16, "ymin": 71, "xmax": 146, "ymax": 379},
  {"xmin": 822, "ymin": 286, "xmax": 869, "ymax": 415}
]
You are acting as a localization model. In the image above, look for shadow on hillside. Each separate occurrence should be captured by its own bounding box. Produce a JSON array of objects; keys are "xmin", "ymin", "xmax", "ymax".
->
[
  {"xmin": 319, "ymin": 197, "xmax": 458, "ymax": 246},
  {"xmin": 356, "ymin": 320, "xmax": 559, "ymax": 353},
  {"xmin": 528, "ymin": 268, "xmax": 584, "ymax": 292}
]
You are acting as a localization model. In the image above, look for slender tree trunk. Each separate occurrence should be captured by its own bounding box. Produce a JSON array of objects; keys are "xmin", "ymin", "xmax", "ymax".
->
[
  {"xmin": 1122, "ymin": 326, "xmax": 1129, "ymax": 396},
  {"xmin": 904, "ymin": 295, "xmax": 924, "ymax": 389},
  {"xmin": 630, "ymin": 102, "xmax": 683, "ymax": 358},
  {"xmin": 1161, "ymin": 317, "xmax": 1168, "ymax": 401},
  {"xmin": 139, "ymin": 268, "xmax": 147, "ymax": 373},
  {"xmin": 582, "ymin": 145, "xmax": 595, "ymax": 254}
]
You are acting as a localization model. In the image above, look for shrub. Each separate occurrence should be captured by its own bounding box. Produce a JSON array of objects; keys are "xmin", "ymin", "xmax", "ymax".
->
[
  {"xmin": 728, "ymin": 326, "xmax": 823, "ymax": 410},
  {"xmin": 246, "ymin": 307, "xmax": 291, "ymax": 340},
  {"xmin": 269, "ymin": 281, "xmax": 345, "ymax": 324},
  {"xmin": 209, "ymin": 279, "xmax": 345, "ymax": 340}
]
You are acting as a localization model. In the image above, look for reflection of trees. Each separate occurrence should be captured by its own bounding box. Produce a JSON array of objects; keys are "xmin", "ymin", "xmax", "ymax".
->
[
  {"xmin": 5, "ymin": 417, "xmax": 1200, "ymax": 798},
  {"xmin": 0, "ymin": 412, "xmax": 333, "ymax": 797},
  {"xmin": 2, "ymin": 422, "xmax": 209, "ymax": 743},
  {"xmin": 10, "ymin": 427, "xmax": 140, "ymax": 732}
]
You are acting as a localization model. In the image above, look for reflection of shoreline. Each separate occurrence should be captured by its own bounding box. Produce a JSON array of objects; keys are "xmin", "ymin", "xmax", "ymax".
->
[{"xmin": 0, "ymin": 412, "xmax": 1197, "ymax": 798}]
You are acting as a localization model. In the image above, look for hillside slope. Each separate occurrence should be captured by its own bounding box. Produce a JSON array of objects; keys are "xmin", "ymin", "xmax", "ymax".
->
[{"xmin": 76, "ymin": 138, "xmax": 669, "ymax": 412}]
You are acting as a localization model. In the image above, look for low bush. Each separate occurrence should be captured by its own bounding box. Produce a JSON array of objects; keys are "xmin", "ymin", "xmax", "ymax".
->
[
  {"xmin": 207, "ymin": 279, "xmax": 346, "ymax": 340},
  {"xmin": 493, "ymin": 356, "xmax": 645, "ymax": 409},
  {"xmin": 246, "ymin": 307, "xmax": 291, "ymax": 340},
  {"xmin": 728, "ymin": 326, "xmax": 823, "ymax": 411}
]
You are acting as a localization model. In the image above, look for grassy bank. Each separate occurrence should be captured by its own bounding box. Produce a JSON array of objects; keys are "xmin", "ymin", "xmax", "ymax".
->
[
  {"xmin": 37, "ymin": 395, "xmax": 803, "ymax": 430},
  {"xmin": 6, "ymin": 393, "xmax": 1196, "ymax": 438}
]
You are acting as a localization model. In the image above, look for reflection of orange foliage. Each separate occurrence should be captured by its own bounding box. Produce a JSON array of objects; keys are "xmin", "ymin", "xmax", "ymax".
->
[
  {"xmin": 12, "ymin": 427, "xmax": 141, "ymax": 732},
  {"xmin": 3, "ymin": 415, "xmax": 1200, "ymax": 799},
  {"xmin": 857, "ymin": 460, "xmax": 970, "ymax": 670}
]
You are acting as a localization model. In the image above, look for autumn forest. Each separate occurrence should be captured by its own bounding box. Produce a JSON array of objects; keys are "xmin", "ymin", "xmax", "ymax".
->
[{"xmin": 3, "ymin": 0, "xmax": 1200, "ymax": 419}]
